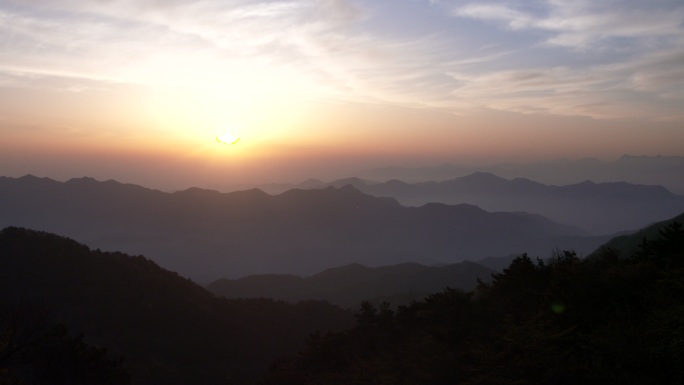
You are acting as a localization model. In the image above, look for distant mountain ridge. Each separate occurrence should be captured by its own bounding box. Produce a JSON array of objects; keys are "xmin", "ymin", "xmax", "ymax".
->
[
  {"xmin": 0, "ymin": 175, "xmax": 607, "ymax": 282},
  {"xmin": 209, "ymin": 207, "xmax": 684, "ymax": 307},
  {"xmin": 358, "ymin": 154, "xmax": 684, "ymax": 194},
  {"xmin": 208, "ymin": 261, "xmax": 496, "ymax": 308},
  {"xmin": 302, "ymin": 172, "xmax": 684, "ymax": 235}
]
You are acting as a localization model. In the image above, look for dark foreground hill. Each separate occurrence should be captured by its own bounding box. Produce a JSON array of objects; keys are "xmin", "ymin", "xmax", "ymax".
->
[
  {"xmin": 263, "ymin": 215, "xmax": 684, "ymax": 385},
  {"xmin": 0, "ymin": 175, "xmax": 607, "ymax": 282},
  {"xmin": 320, "ymin": 172, "xmax": 684, "ymax": 235},
  {"xmin": 0, "ymin": 227, "xmax": 354, "ymax": 385},
  {"xmin": 208, "ymin": 261, "xmax": 495, "ymax": 309}
]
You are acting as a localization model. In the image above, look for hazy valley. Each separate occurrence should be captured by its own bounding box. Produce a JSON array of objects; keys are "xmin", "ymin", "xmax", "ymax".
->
[
  {"xmin": 2, "ymin": 163, "xmax": 684, "ymax": 384},
  {"xmin": 0, "ymin": 173, "xmax": 634, "ymax": 282},
  {"xmin": 2, "ymin": 210, "xmax": 682, "ymax": 384}
]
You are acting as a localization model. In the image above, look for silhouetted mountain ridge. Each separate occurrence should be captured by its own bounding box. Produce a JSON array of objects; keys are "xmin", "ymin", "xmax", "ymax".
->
[
  {"xmin": 0, "ymin": 227, "xmax": 354, "ymax": 385},
  {"xmin": 315, "ymin": 172, "xmax": 684, "ymax": 234},
  {"xmin": 262, "ymin": 212, "xmax": 684, "ymax": 385},
  {"xmin": 359, "ymin": 154, "xmax": 684, "ymax": 194},
  {"xmin": 208, "ymin": 260, "xmax": 495, "ymax": 308},
  {"xmin": 0, "ymin": 175, "xmax": 604, "ymax": 282}
]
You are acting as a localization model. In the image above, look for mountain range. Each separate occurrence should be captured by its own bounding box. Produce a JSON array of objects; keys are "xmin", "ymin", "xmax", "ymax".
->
[
  {"xmin": 210, "ymin": 211, "xmax": 684, "ymax": 308},
  {"xmin": 264, "ymin": 172, "xmax": 684, "ymax": 235},
  {"xmin": 358, "ymin": 154, "xmax": 684, "ymax": 195},
  {"xmin": 208, "ymin": 261, "xmax": 495, "ymax": 309},
  {"xmin": 2, "ymin": 212, "xmax": 682, "ymax": 384},
  {"xmin": 261, "ymin": 213, "xmax": 684, "ymax": 385},
  {"xmin": 0, "ymin": 175, "xmax": 611, "ymax": 282}
]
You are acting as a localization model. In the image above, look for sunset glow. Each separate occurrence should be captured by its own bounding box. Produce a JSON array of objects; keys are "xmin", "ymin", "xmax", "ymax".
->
[
  {"xmin": 1, "ymin": 0, "xmax": 683, "ymax": 190},
  {"xmin": 216, "ymin": 132, "xmax": 240, "ymax": 145}
]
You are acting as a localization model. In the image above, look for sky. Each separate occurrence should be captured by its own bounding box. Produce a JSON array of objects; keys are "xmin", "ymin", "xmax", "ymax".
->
[{"xmin": 1, "ymin": 0, "xmax": 683, "ymax": 191}]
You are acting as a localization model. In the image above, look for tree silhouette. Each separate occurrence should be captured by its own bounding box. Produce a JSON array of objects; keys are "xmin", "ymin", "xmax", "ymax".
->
[
  {"xmin": 264, "ymin": 222, "xmax": 684, "ymax": 384},
  {"xmin": 1, "ymin": 301, "xmax": 130, "ymax": 385}
]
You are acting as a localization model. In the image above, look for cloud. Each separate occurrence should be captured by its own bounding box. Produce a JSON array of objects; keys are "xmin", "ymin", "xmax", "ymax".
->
[
  {"xmin": 452, "ymin": 3, "xmax": 536, "ymax": 30},
  {"xmin": 438, "ymin": 0, "xmax": 684, "ymax": 118},
  {"xmin": 0, "ymin": 0, "xmax": 683, "ymax": 122},
  {"xmin": 314, "ymin": 0, "xmax": 363, "ymax": 24},
  {"xmin": 0, "ymin": 1, "xmax": 371, "ymax": 93},
  {"xmin": 451, "ymin": 0, "xmax": 684, "ymax": 51},
  {"xmin": 627, "ymin": 50, "xmax": 684, "ymax": 100}
]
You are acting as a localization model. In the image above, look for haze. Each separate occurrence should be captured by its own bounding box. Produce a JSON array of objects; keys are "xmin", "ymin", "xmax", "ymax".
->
[{"xmin": 1, "ymin": 0, "xmax": 683, "ymax": 190}]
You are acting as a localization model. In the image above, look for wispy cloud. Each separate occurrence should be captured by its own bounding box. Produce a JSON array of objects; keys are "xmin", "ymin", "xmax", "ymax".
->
[
  {"xmin": 451, "ymin": 0, "xmax": 684, "ymax": 51},
  {"xmin": 452, "ymin": 3, "xmax": 537, "ymax": 30},
  {"xmin": 1, "ymin": 0, "xmax": 683, "ymax": 121},
  {"xmin": 0, "ymin": 1, "xmax": 372, "ymax": 93},
  {"xmin": 441, "ymin": 0, "xmax": 684, "ymax": 118}
]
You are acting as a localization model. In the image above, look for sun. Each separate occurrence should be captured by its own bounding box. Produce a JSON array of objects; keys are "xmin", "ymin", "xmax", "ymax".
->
[{"xmin": 216, "ymin": 131, "xmax": 240, "ymax": 145}]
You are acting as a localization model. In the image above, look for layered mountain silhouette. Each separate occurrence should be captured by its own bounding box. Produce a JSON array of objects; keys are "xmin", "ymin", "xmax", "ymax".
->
[
  {"xmin": 0, "ymin": 227, "xmax": 354, "ymax": 385},
  {"xmin": 262, "ymin": 212, "xmax": 684, "ymax": 385},
  {"xmin": 210, "ymin": 208, "xmax": 684, "ymax": 308},
  {"xmin": 208, "ymin": 261, "xmax": 495, "ymax": 308},
  {"xmin": 305, "ymin": 172, "xmax": 684, "ymax": 235},
  {"xmin": 359, "ymin": 155, "xmax": 684, "ymax": 194},
  {"xmin": 3, "ymin": 213, "xmax": 682, "ymax": 384},
  {"xmin": 0, "ymin": 175, "xmax": 607, "ymax": 282}
]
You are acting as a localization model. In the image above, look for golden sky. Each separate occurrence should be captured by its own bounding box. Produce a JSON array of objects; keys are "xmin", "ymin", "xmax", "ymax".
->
[{"xmin": 1, "ymin": 0, "xmax": 683, "ymax": 190}]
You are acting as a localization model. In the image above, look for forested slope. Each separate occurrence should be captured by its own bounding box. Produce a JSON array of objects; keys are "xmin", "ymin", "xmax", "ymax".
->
[
  {"xmin": 264, "ymin": 220, "xmax": 684, "ymax": 384},
  {"xmin": 0, "ymin": 227, "xmax": 354, "ymax": 385}
]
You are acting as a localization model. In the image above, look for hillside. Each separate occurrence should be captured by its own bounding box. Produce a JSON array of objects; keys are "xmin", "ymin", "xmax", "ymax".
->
[
  {"xmin": 589, "ymin": 211, "xmax": 684, "ymax": 258},
  {"xmin": 0, "ymin": 227, "xmax": 354, "ymax": 385},
  {"xmin": 263, "ymin": 215, "xmax": 684, "ymax": 385},
  {"xmin": 208, "ymin": 261, "xmax": 495, "ymax": 308},
  {"xmin": 0, "ymin": 175, "xmax": 605, "ymax": 282}
]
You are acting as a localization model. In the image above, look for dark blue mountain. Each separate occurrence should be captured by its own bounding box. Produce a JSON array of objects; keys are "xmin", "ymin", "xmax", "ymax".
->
[
  {"xmin": 0, "ymin": 175, "xmax": 602, "ymax": 282},
  {"xmin": 321, "ymin": 172, "xmax": 684, "ymax": 234}
]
